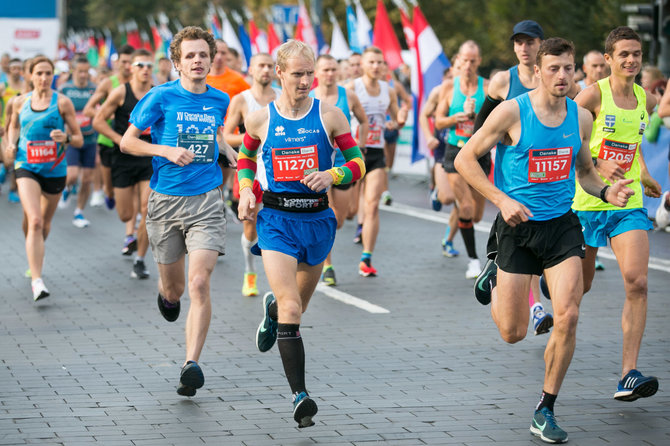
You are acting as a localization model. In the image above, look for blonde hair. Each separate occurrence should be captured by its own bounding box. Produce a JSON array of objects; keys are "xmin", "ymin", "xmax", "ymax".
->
[{"xmin": 276, "ymin": 40, "xmax": 315, "ymax": 71}]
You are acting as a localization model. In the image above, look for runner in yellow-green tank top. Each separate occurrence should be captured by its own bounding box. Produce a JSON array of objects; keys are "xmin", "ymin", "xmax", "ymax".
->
[{"xmin": 573, "ymin": 26, "xmax": 662, "ymax": 405}]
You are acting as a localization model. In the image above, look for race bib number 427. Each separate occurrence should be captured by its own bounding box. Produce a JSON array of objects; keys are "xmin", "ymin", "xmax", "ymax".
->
[
  {"xmin": 272, "ymin": 145, "xmax": 319, "ymax": 181},
  {"xmin": 26, "ymin": 140, "xmax": 57, "ymax": 164},
  {"xmin": 177, "ymin": 133, "xmax": 215, "ymax": 164},
  {"xmin": 528, "ymin": 147, "xmax": 572, "ymax": 183}
]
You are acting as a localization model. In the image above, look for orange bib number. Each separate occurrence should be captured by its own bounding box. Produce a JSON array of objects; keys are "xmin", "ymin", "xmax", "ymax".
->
[
  {"xmin": 598, "ymin": 139, "xmax": 637, "ymax": 172},
  {"xmin": 272, "ymin": 145, "xmax": 319, "ymax": 181},
  {"xmin": 358, "ymin": 120, "xmax": 383, "ymax": 147},
  {"xmin": 528, "ymin": 147, "xmax": 572, "ymax": 183},
  {"xmin": 455, "ymin": 120, "xmax": 474, "ymax": 138},
  {"xmin": 26, "ymin": 140, "xmax": 57, "ymax": 164}
]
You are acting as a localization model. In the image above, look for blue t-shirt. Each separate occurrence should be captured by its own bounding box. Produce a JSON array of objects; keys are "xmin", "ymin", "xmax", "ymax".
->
[{"xmin": 130, "ymin": 79, "xmax": 230, "ymax": 196}]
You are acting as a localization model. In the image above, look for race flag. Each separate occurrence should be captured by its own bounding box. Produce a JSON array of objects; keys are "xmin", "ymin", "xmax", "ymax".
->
[
  {"xmin": 246, "ymin": 9, "xmax": 268, "ymax": 54},
  {"xmin": 231, "ymin": 10, "xmax": 252, "ymax": 69},
  {"xmin": 373, "ymin": 0, "xmax": 403, "ymax": 70},
  {"xmin": 354, "ymin": 0, "xmax": 373, "ymax": 49},
  {"xmin": 141, "ymin": 30, "xmax": 152, "ymax": 52},
  {"xmin": 148, "ymin": 16, "xmax": 164, "ymax": 56},
  {"xmin": 126, "ymin": 20, "xmax": 142, "ymax": 49},
  {"xmin": 157, "ymin": 12, "xmax": 173, "ymax": 57},
  {"xmin": 294, "ymin": 0, "xmax": 319, "ymax": 56},
  {"xmin": 218, "ymin": 7, "xmax": 246, "ymax": 68},
  {"xmin": 86, "ymin": 34, "xmax": 99, "ymax": 66},
  {"xmin": 345, "ymin": 1, "xmax": 360, "ymax": 54},
  {"xmin": 105, "ymin": 30, "xmax": 117, "ymax": 68},
  {"xmin": 267, "ymin": 21, "xmax": 282, "ymax": 59},
  {"xmin": 328, "ymin": 9, "xmax": 351, "ymax": 60},
  {"xmin": 97, "ymin": 35, "xmax": 107, "ymax": 66},
  {"xmin": 311, "ymin": 7, "xmax": 329, "ymax": 55}
]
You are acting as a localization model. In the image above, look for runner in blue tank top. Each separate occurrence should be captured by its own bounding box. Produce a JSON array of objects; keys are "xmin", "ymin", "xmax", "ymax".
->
[
  {"xmin": 5, "ymin": 56, "xmax": 83, "ymax": 302},
  {"xmin": 435, "ymin": 40, "xmax": 489, "ymax": 280},
  {"xmin": 455, "ymin": 38, "xmax": 635, "ymax": 444},
  {"xmin": 120, "ymin": 27, "xmax": 237, "ymax": 399},
  {"xmin": 310, "ymin": 54, "xmax": 369, "ymax": 286},
  {"xmin": 238, "ymin": 41, "xmax": 365, "ymax": 429}
]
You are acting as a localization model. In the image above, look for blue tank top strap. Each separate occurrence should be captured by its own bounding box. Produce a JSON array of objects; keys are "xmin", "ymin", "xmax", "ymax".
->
[
  {"xmin": 507, "ymin": 65, "xmax": 533, "ymax": 100},
  {"xmin": 336, "ymin": 86, "xmax": 350, "ymax": 124}
]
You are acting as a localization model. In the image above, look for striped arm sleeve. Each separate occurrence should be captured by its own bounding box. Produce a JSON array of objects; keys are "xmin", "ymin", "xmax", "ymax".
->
[
  {"xmin": 237, "ymin": 133, "xmax": 260, "ymax": 191},
  {"xmin": 327, "ymin": 133, "xmax": 365, "ymax": 185}
]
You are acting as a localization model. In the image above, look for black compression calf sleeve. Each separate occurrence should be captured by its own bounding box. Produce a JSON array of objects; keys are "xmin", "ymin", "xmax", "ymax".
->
[
  {"xmin": 473, "ymin": 95, "xmax": 502, "ymax": 133},
  {"xmin": 277, "ymin": 323, "xmax": 306, "ymax": 394}
]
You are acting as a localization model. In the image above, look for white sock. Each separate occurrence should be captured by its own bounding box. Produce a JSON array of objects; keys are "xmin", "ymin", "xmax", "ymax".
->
[
  {"xmin": 74, "ymin": 208, "xmax": 83, "ymax": 216},
  {"xmin": 135, "ymin": 255, "xmax": 144, "ymax": 263},
  {"xmin": 241, "ymin": 233, "xmax": 257, "ymax": 273}
]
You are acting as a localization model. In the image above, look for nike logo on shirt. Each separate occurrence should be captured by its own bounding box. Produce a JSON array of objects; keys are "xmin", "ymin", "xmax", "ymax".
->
[{"xmin": 203, "ymin": 106, "xmax": 214, "ymax": 111}]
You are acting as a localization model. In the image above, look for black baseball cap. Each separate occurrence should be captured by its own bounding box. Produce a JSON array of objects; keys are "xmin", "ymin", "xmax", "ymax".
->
[{"xmin": 510, "ymin": 20, "xmax": 544, "ymax": 40}]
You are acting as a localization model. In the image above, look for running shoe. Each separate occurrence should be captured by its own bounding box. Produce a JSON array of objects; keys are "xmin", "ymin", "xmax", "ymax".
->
[
  {"xmin": 321, "ymin": 266, "xmax": 336, "ymax": 286},
  {"xmin": 532, "ymin": 304, "xmax": 554, "ymax": 336},
  {"xmin": 614, "ymin": 369, "xmax": 659, "ymax": 402},
  {"xmin": 121, "ymin": 235, "xmax": 137, "ymax": 256},
  {"xmin": 157, "ymin": 293, "xmax": 180, "ymax": 322},
  {"xmin": 89, "ymin": 190, "xmax": 105, "ymax": 207},
  {"xmin": 530, "ymin": 407, "xmax": 568, "ymax": 444},
  {"xmin": 131, "ymin": 260, "xmax": 150, "ymax": 280},
  {"xmin": 442, "ymin": 240, "xmax": 459, "ymax": 257},
  {"xmin": 242, "ymin": 272, "xmax": 259, "ymax": 297},
  {"xmin": 381, "ymin": 190, "xmax": 393, "ymax": 206},
  {"xmin": 104, "ymin": 195, "xmax": 115, "ymax": 210},
  {"xmin": 8, "ymin": 190, "xmax": 20, "ymax": 203},
  {"xmin": 31, "ymin": 278, "xmax": 49, "ymax": 301},
  {"xmin": 293, "ymin": 391, "xmax": 318, "ymax": 428},
  {"xmin": 465, "ymin": 258, "xmax": 481, "ymax": 279},
  {"xmin": 177, "ymin": 361, "xmax": 205, "ymax": 397},
  {"xmin": 353, "ymin": 224, "xmax": 363, "ymax": 244},
  {"xmin": 430, "ymin": 188, "xmax": 442, "ymax": 212},
  {"xmin": 72, "ymin": 213, "xmax": 90, "ymax": 228},
  {"xmin": 58, "ymin": 187, "xmax": 71, "ymax": 209},
  {"xmin": 358, "ymin": 259, "xmax": 377, "ymax": 277},
  {"xmin": 539, "ymin": 275, "xmax": 551, "ymax": 300},
  {"xmin": 0, "ymin": 164, "xmax": 6, "ymax": 184},
  {"xmin": 594, "ymin": 256, "xmax": 605, "ymax": 271},
  {"xmin": 655, "ymin": 191, "xmax": 670, "ymax": 229},
  {"xmin": 256, "ymin": 292, "xmax": 278, "ymax": 352},
  {"xmin": 474, "ymin": 258, "xmax": 497, "ymax": 305}
]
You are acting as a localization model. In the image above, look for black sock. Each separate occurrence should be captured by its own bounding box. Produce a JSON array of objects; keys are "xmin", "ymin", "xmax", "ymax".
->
[
  {"xmin": 269, "ymin": 300, "xmax": 278, "ymax": 321},
  {"xmin": 277, "ymin": 323, "xmax": 306, "ymax": 395},
  {"xmin": 536, "ymin": 390, "xmax": 557, "ymax": 412},
  {"xmin": 458, "ymin": 218, "xmax": 477, "ymax": 259}
]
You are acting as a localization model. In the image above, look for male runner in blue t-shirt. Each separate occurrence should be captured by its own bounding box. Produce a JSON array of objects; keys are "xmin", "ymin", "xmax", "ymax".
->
[{"xmin": 120, "ymin": 26, "xmax": 236, "ymax": 398}]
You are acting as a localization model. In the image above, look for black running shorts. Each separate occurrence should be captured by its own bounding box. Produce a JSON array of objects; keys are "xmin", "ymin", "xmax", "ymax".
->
[{"xmin": 442, "ymin": 143, "xmax": 491, "ymax": 176}]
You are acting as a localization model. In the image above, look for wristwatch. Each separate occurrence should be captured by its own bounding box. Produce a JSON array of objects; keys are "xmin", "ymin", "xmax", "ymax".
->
[{"xmin": 333, "ymin": 167, "xmax": 345, "ymax": 185}]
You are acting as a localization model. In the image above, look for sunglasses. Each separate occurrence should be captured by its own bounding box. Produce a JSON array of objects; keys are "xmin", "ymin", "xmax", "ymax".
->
[{"xmin": 133, "ymin": 61, "xmax": 153, "ymax": 69}]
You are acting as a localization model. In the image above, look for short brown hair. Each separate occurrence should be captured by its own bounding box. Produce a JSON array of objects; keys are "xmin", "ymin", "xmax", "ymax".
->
[
  {"xmin": 29, "ymin": 56, "xmax": 54, "ymax": 73},
  {"xmin": 316, "ymin": 54, "xmax": 337, "ymax": 65},
  {"xmin": 132, "ymin": 48, "xmax": 153, "ymax": 61},
  {"xmin": 605, "ymin": 26, "xmax": 641, "ymax": 56},
  {"xmin": 169, "ymin": 26, "xmax": 216, "ymax": 66},
  {"xmin": 536, "ymin": 37, "xmax": 574, "ymax": 66}
]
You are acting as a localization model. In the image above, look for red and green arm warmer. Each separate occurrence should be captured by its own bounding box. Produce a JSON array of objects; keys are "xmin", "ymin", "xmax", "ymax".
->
[
  {"xmin": 328, "ymin": 133, "xmax": 366, "ymax": 185},
  {"xmin": 237, "ymin": 133, "xmax": 260, "ymax": 191}
]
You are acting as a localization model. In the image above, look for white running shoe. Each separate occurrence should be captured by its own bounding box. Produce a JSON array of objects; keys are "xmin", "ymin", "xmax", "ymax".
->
[
  {"xmin": 465, "ymin": 258, "xmax": 482, "ymax": 279},
  {"xmin": 57, "ymin": 190, "xmax": 70, "ymax": 209},
  {"xmin": 655, "ymin": 191, "xmax": 670, "ymax": 229},
  {"xmin": 72, "ymin": 213, "xmax": 90, "ymax": 228},
  {"xmin": 31, "ymin": 278, "xmax": 49, "ymax": 301},
  {"xmin": 90, "ymin": 190, "xmax": 105, "ymax": 207}
]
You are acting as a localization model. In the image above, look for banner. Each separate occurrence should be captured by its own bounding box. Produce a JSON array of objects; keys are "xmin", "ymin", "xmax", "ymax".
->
[{"xmin": 1, "ymin": 1, "xmax": 60, "ymax": 59}]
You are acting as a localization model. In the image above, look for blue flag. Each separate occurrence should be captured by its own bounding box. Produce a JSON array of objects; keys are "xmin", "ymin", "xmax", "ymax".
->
[{"xmin": 346, "ymin": 5, "xmax": 360, "ymax": 54}]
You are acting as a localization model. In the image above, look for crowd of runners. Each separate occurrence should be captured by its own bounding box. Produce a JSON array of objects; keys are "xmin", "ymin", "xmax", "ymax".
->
[{"xmin": 1, "ymin": 20, "xmax": 669, "ymax": 443}]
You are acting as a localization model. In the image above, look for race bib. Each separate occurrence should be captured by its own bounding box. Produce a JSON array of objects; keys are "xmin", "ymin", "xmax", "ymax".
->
[
  {"xmin": 178, "ymin": 133, "xmax": 216, "ymax": 164},
  {"xmin": 272, "ymin": 145, "xmax": 319, "ymax": 181},
  {"xmin": 75, "ymin": 112, "xmax": 91, "ymax": 129},
  {"xmin": 357, "ymin": 119, "xmax": 383, "ymax": 147},
  {"xmin": 598, "ymin": 139, "xmax": 637, "ymax": 172},
  {"xmin": 528, "ymin": 147, "xmax": 572, "ymax": 183},
  {"xmin": 455, "ymin": 120, "xmax": 474, "ymax": 139},
  {"xmin": 26, "ymin": 140, "xmax": 58, "ymax": 164}
]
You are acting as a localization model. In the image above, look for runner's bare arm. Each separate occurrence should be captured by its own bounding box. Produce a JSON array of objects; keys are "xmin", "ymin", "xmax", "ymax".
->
[
  {"xmin": 83, "ymin": 77, "xmax": 112, "ymax": 118},
  {"xmin": 222, "ymin": 94, "xmax": 245, "ymax": 147},
  {"xmin": 435, "ymin": 82, "xmax": 468, "ymax": 130},
  {"xmin": 658, "ymin": 80, "xmax": 670, "ymax": 117},
  {"xmin": 92, "ymin": 86, "xmax": 125, "ymax": 145},
  {"xmin": 4, "ymin": 95, "xmax": 25, "ymax": 162},
  {"xmin": 419, "ymin": 87, "xmax": 441, "ymax": 150},
  {"xmin": 387, "ymin": 88, "xmax": 403, "ymax": 129},
  {"xmin": 57, "ymin": 94, "xmax": 84, "ymax": 148},
  {"xmin": 455, "ymin": 100, "xmax": 533, "ymax": 227},
  {"xmin": 347, "ymin": 90, "xmax": 368, "ymax": 149},
  {"xmin": 636, "ymin": 147, "xmax": 662, "ymax": 198},
  {"xmin": 486, "ymin": 69, "xmax": 510, "ymax": 102},
  {"xmin": 574, "ymin": 107, "xmax": 634, "ymax": 207}
]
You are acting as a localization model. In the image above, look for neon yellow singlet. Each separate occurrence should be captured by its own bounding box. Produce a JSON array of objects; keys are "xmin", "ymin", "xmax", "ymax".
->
[
  {"xmin": 572, "ymin": 77, "xmax": 647, "ymax": 211},
  {"xmin": 97, "ymin": 75, "xmax": 120, "ymax": 147}
]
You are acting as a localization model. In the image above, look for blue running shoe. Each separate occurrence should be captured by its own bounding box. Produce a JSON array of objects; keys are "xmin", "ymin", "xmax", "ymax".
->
[
  {"xmin": 595, "ymin": 256, "xmax": 605, "ymax": 271},
  {"xmin": 177, "ymin": 361, "xmax": 204, "ymax": 397},
  {"xmin": 473, "ymin": 258, "xmax": 497, "ymax": 305},
  {"xmin": 104, "ymin": 195, "xmax": 116, "ymax": 210},
  {"xmin": 539, "ymin": 275, "xmax": 551, "ymax": 300},
  {"xmin": 0, "ymin": 164, "xmax": 6, "ymax": 184},
  {"xmin": 293, "ymin": 391, "xmax": 317, "ymax": 428},
  {"xmin": 256, "ymin": 292, "xmax": 278, "ymax": 352},
  {"xmin": 614, "ymin": 369, "xmax": 658, "ymax": 401},
  {"xmin": 532, "ymin": 304, "xmax": 554, "ymax": 336},
  {"xmin": 530, "ymin": 407, "xmax": 568, "ymax": 443},
  {"xmin": 430, "ymin": 189, "xmax": 442, "ymax": 212},
  {"xmin": 8, "ymin": 190, "xmax": 20, "ymax": 203},
  {"xmin": 441, "ymin": 240, "xmax": 459, "ymax": 257}
]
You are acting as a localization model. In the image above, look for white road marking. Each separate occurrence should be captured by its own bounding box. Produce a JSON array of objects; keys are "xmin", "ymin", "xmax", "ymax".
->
[
  {"xmin": 381, "ymin": 202, "xmax": 670, "ymax": 274},
  {"xmin": 316, "ymin": 284, "xmax": 390, "ymax": 314}
]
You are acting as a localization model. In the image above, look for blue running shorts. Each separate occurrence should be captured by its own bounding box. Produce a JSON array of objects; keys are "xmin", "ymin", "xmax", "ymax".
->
[
  {"xmin": 574, "ymin": 208, "xmax": 653, "ymax": 248},
  {"xmin": 253, "ymin": 207, "xmax": 337, "ymax": 266}
]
